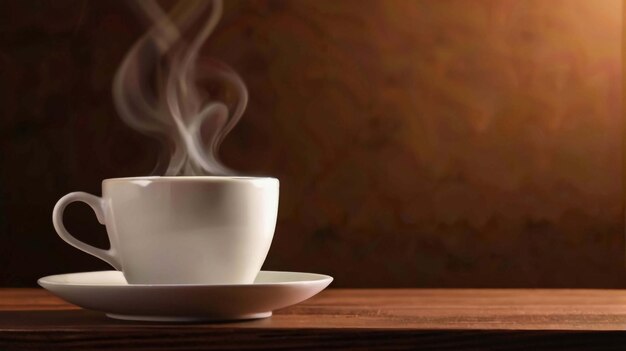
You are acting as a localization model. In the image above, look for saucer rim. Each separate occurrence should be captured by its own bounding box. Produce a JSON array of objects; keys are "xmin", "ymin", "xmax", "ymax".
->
[{"xmin": 38, "ymin": 270, "xmax": 333, "ymax": 288}]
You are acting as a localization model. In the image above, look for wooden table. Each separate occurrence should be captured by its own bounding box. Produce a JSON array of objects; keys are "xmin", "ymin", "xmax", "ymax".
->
[{"xmin": 2, "ymin": 289, "xmax": 626, "ymax": 350}]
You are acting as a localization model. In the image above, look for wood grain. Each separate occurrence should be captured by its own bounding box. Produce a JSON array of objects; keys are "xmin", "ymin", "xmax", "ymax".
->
[{"xmin": 2, "ymin": 289, "xmax": 626, "ymax": 350}]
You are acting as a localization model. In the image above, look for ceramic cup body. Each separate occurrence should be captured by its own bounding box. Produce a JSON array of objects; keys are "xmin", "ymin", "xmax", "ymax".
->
[{"xmin": 52, "ymin": 177, "xmax": 279, "ymax": 285}]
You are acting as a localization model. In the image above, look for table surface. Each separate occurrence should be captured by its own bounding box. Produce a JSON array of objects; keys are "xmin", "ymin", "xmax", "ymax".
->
[{"xmin": 3, "ymin": 288, "xmax": 626, "ymax": 350}]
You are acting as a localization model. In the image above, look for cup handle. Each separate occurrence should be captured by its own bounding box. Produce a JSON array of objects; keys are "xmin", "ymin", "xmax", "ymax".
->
[{"xmin": 52, "ymin": 192, "xmax": 122, "ymax": 270}]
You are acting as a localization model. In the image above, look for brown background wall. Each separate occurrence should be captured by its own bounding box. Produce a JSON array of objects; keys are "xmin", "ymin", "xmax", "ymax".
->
[{"xmin": 0, "ymin": 0, "xmax": 623, "ymax": 287}]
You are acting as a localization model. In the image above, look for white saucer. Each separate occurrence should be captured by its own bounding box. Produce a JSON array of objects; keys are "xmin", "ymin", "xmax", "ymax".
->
[{"xmin": 38, "ymin": 271, "xmax": 333, "ymax": 322}]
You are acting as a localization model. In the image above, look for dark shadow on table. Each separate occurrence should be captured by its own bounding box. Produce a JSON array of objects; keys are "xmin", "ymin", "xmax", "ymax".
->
[
  {"xmin": 0, "ymin": 309, "xmax": 268, "ymax": 328},
  {"xmin": 3, "ymin": 310, "xmax": 626, "ymax": 350}
]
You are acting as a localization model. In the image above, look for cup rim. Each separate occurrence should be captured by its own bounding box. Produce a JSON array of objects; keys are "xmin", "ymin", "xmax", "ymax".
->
[{"xmin": 103, "ymin": 176, "xmax": 278, "ymax": 183}]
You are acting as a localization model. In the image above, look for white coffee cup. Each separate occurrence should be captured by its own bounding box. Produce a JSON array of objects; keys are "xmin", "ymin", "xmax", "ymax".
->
[{"xmin": 52, "ymin": 176, "xmax": 279, "ymax": 285}]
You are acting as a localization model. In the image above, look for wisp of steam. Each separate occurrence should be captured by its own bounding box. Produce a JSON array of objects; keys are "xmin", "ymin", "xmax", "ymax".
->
[{"xmin": 113, "ymin": 0, "xmax": 246, "ymax": 176}]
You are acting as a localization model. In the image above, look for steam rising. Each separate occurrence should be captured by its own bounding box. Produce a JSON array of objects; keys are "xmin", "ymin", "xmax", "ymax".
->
[{"xmin": 114, "ymin": 0, "xmax": 246, "ymax": 175}]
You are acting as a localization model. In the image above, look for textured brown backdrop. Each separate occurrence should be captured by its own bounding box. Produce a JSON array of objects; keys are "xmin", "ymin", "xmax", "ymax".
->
[{"xmin": 0, "ymin": 0, "xmax": 623, "ymax": 287}]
